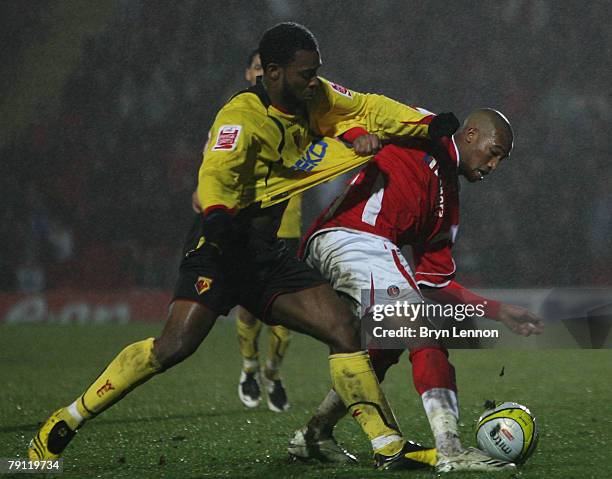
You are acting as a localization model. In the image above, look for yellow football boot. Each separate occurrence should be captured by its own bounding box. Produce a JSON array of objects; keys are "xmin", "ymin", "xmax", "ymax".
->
[
  {"xmin": 28, "ymin": 409, "xmax": 77, "ymax": 460},
  {"xmin": 375, "ymin": 440, "xmax": 437, "ymax": 470}
]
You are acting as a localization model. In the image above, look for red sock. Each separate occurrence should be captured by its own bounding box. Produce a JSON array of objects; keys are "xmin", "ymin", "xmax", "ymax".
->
[
  {"xmin": 409, "ymin": 347, "xmax": 456, "ymax": 395},
  {"xmin": 368, "ymin": 348, "xmax": 403, "ymax": 382}
]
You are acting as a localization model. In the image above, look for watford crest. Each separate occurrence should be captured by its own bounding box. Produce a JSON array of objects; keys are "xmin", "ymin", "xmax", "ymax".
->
[{"xmin": 195, "ymin": 276, "xmax": 213, "ymax": 295}]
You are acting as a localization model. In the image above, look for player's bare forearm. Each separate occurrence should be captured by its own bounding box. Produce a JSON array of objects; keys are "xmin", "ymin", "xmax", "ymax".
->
[
  {"xmin": 422, "ymin": 281, "xmax": 543, "ymax": 336},
  {"xmin": 421, "ymin": 280, "xmax": 502, "ymax": 318}
]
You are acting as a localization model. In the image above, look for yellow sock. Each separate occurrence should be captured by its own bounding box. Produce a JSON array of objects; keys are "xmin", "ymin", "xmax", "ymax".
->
[
  {"xmin": 236, "ymin": 315, "xmax": 262, "ymax": 372},
  {"xmin": 265, "ymin": 325, "xmax": 291, "ymax": 380},
  {"xmin": 330, "ymin": 351, "xmax": 403, "ymax": 456},
  {"xmin": 65, "ymin": 338, "xmax": 161, "ymax": 427}
]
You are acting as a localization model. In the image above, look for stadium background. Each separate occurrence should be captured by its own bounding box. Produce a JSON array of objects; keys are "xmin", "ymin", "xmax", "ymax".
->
[
  {"xmin": 2, "ymin": 0, "xmax": 610, "ymax": 296},
  {"xmin": 1, "ymin": 2, "xmax": 611, "ymax": 478}
]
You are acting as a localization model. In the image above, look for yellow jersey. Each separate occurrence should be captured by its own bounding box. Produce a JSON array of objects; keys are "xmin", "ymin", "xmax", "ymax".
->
[
  {"xmin": 277, "ymin": 194, "xmax": 301, "ymax": 239},
  {"xmin": 197, "ymin": 78, "xmax": 433, "ymax": 213}
]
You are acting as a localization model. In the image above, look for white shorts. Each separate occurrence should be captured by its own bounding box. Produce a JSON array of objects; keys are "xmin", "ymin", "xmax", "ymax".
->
[{"xmin": 305, "ymin": 228, "xmax": 422, "ymax": 317}]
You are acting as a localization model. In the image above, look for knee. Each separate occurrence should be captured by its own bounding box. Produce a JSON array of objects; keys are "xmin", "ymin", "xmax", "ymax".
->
[
  {"xmin": 409, "ymin": 346, "xmax": 456, "ymax": 394},
  {"xmin": 236, "ymin": 306, "xmax": 258, "ymax": 325},
  {"xmin": 270, "ymin": 325, "xmax": 291, "ymax": 342},
  {"xmin": 327, "ymin": 317, "xmax": 361, "ymax": 354},
  {"xmin": 153, "ymin": 334, "xmax": 199, "ymax": 369},
  {"xmin": 369, "ymin": 348, "xmax": 403, "ymax": 382}
]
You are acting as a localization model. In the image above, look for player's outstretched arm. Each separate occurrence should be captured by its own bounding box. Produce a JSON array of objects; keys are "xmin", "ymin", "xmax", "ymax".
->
[
  {"xmin": 337, "ymin": 117, "xmax": 459, "ymax": 158},
  {"xmin": 311, "ymin": 78, "xmax": 459, "ymax": 143},
  {"xmin": 421, "ymin": 280, "xmax": 544, "ymax": 337},
  {"xmin": 338, "ymin": 127, "xmax": 382, "ymax": 156}
]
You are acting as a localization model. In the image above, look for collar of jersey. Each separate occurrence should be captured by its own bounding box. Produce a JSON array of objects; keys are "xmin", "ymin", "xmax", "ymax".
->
[
  {"xmin": 269, "ymin": 103, "xmax": 301, "ymax": 120},
  {"xmin": 450, "ymin": 134, "xmax": 460, "ymax": 169}
]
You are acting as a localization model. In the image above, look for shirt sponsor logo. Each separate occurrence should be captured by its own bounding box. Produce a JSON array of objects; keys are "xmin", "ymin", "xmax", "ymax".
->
[
  {"xmin": 489, "ymin": 426, "xmax": 513, "ymax": 456},
  {"xmin": 212, "ymin": 125, "xmax": 241, "ymax": 151},
  {"xmin": 436, "ymin": 180, "xmax": 444, "ymax": 218},
  {"xmin": 291, "ymin": 140, "xmax": 328, "ymax": 172},
  {"xmin": 330, "ymin": 82, "xmax": 353, "ymax": 99}
]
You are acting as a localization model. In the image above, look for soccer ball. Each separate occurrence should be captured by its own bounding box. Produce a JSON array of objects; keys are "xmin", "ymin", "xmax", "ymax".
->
[{"xmin": 475, "ymin": 402, "xmax": 539, "ymax": 464}]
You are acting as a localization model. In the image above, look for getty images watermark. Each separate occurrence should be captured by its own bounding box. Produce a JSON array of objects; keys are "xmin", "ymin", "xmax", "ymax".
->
[
  {"xmin": 359, "ymin": 287, "xmax": 612, "ymax": 349},
  {"xmin": 360, "ymin": 289, "xmax": 501, "ymax": 349}
]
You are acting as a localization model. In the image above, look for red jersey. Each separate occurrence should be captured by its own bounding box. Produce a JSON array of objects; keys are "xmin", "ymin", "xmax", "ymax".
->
[{"xmin": 304, "ymin": 137, "xmax": 460, "ymax": 288}]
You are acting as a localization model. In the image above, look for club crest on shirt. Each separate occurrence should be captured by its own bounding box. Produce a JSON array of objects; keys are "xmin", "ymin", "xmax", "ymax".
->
[
  {"xmin": 195, "ymin": 276, "xmax": 213, "ymax": 295},
  {"xmin": 387, "ymin": 285, "xmax": 400, "ymax": 297},
  {"xmin": 212, "ymin": 125, "xmax": 241, "ymax": 151},
  {"xmin": 329, "ymin": 82, "xmax": 353, "ymax": 99}
]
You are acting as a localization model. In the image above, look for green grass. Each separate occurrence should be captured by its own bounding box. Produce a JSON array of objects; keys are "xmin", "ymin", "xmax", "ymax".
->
[{"xmin": 1, "ymin": 321, "xmax": 610, "ymax": 478}]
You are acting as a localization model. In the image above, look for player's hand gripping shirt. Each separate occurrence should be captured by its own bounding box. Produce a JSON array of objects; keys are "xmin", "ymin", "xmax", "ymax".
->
[
  {"xmin": 304, "ymin": 137, "xmax": 461, "ymax": 289},
  {"xmin": 196, "ymin": 78, "xmax": 434, "ymax": 214}
]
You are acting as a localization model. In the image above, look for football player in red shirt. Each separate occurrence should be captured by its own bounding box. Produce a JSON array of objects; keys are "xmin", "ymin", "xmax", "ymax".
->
[{"xmin": 288, "ymin": 108, "xmax": 543, "ymax": 472}]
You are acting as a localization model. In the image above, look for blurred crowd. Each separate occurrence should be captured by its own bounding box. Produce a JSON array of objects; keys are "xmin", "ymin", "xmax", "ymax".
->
[{"xmin": 1, "ymin": 0, "xmax": 610, "ymax": 293}]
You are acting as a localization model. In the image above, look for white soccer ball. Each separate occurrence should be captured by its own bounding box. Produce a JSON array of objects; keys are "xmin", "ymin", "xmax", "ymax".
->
[{"xmin": 475, "ymin": 402, "xmax": 539, "ymax": 464}]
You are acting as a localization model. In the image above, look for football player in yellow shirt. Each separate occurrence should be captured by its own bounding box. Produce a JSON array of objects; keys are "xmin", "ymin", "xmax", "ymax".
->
[
  {"xmin": 30, "ymin": 22, "xmax": 459, "ymax": 470},
  {"xmin": 235, "ymin": 50, "xmax": 298, "ymax": 412},
  {"xmin": 194, "ymin": 50, "xmax": 298, "ymax": 412}
]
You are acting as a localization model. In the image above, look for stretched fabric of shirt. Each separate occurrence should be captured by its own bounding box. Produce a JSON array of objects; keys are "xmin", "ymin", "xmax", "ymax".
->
[{"xmin": 197, "ymin": 78, "xmax": 433, "ymax": 212}]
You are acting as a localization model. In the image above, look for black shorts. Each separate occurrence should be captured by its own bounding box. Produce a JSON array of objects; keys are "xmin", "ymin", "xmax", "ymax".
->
[
  {"xmin": 173, "ymin": 217, "xmax": 325, "ymax": 320},
  {"xmin": 279, "ymin": 237, "xmax": 300, "ymax": 258}
]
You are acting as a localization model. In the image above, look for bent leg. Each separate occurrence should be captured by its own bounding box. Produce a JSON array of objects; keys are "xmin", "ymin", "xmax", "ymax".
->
[
  {"xmin": 304, "ymin": 348, "xmax": 404, "ymax": 440},
  {"xmin": 29, "ymin": 300, "xmax": 218, "ymax": 461},
  {"xmin": 270, "ymin": 284, "xmax": 406, "ymax": 457},
  {"xmin": 235, "ymin": 307, "xmax": 264, "ymax": 408},
  {"xmin": 235, "ymin": 307, "xmax": 263, "ymax": 372},
  {"xmin": 369, "ymin": 348, "xmax": 404, "ymax": 382},
  {"xmin": 375, "ymin": 310, "xmax": 462, "ymax": 457},
  {"xmin": 71, "ymin": 300, "xmax": 217, "ymax": 426},
  {"xmin": 409, "ymin": 345, "xmax": 461, "ymax": 457},
  {"xmin": 268, "ymin": 283, "xmax": 359, "ymax": 353},
  {"xmin": 265, "ymin": 325, "xmax": 291, "ymax": 379},
  {"xmin": 154, "ymin": 300, "xmax": 218, "ymax": 367}
]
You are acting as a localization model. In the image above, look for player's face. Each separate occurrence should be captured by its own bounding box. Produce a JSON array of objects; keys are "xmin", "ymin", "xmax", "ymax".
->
[
  {"xmin": 460, "ymin": 128, "xmax": 511, "ymax": 182},
  {"xmin": 245, "ymin": 54, "xmax": 263, "ymax": 86},
  {"xmin": 281, "ymin": 49, "xmax": 321, "ymax": 105}
]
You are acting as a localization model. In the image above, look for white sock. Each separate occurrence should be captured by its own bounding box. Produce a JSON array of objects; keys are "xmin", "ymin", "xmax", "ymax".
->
[
  {"xmin": 421, "ymin": 388, "xmax": 463, "ymax": 456},
  {"xmin": 371, "ymin": 434, "xmax": 403, "ymax": 453},
  {"xmin": 242, "ymin": 359, "xmax": 259, "ymax": 372},
  {"xmin": 308, "ymin": 389, "xmax": 347, "ymax": 439},
  {"xmin": 66, "ymin": 400, "xmax": 85, "ymax": 428}
]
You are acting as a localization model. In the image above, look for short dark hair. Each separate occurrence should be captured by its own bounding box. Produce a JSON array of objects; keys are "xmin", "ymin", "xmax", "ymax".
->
[
  {"xmin": 259, "ymin": 22, "xmax": 319, "ymax": 69},
  {"xmin": 246, "ymin": 49, "xmax": 259, "ymax": 67}
]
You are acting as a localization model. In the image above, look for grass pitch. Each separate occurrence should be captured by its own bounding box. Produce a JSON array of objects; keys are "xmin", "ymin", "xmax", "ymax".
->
[{"xmin": 1, "ymin": 321, "xmax": 610, "ymax": 478}]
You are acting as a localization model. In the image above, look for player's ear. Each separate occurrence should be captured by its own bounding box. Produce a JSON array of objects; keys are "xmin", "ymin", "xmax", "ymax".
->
[
  {"xmin": 465, "ymin": 127, "xmax": 478, "ymax": 144},
  {"xmin": 266, "ymin": 63, "xmax": 282, "ymax": 82}
]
